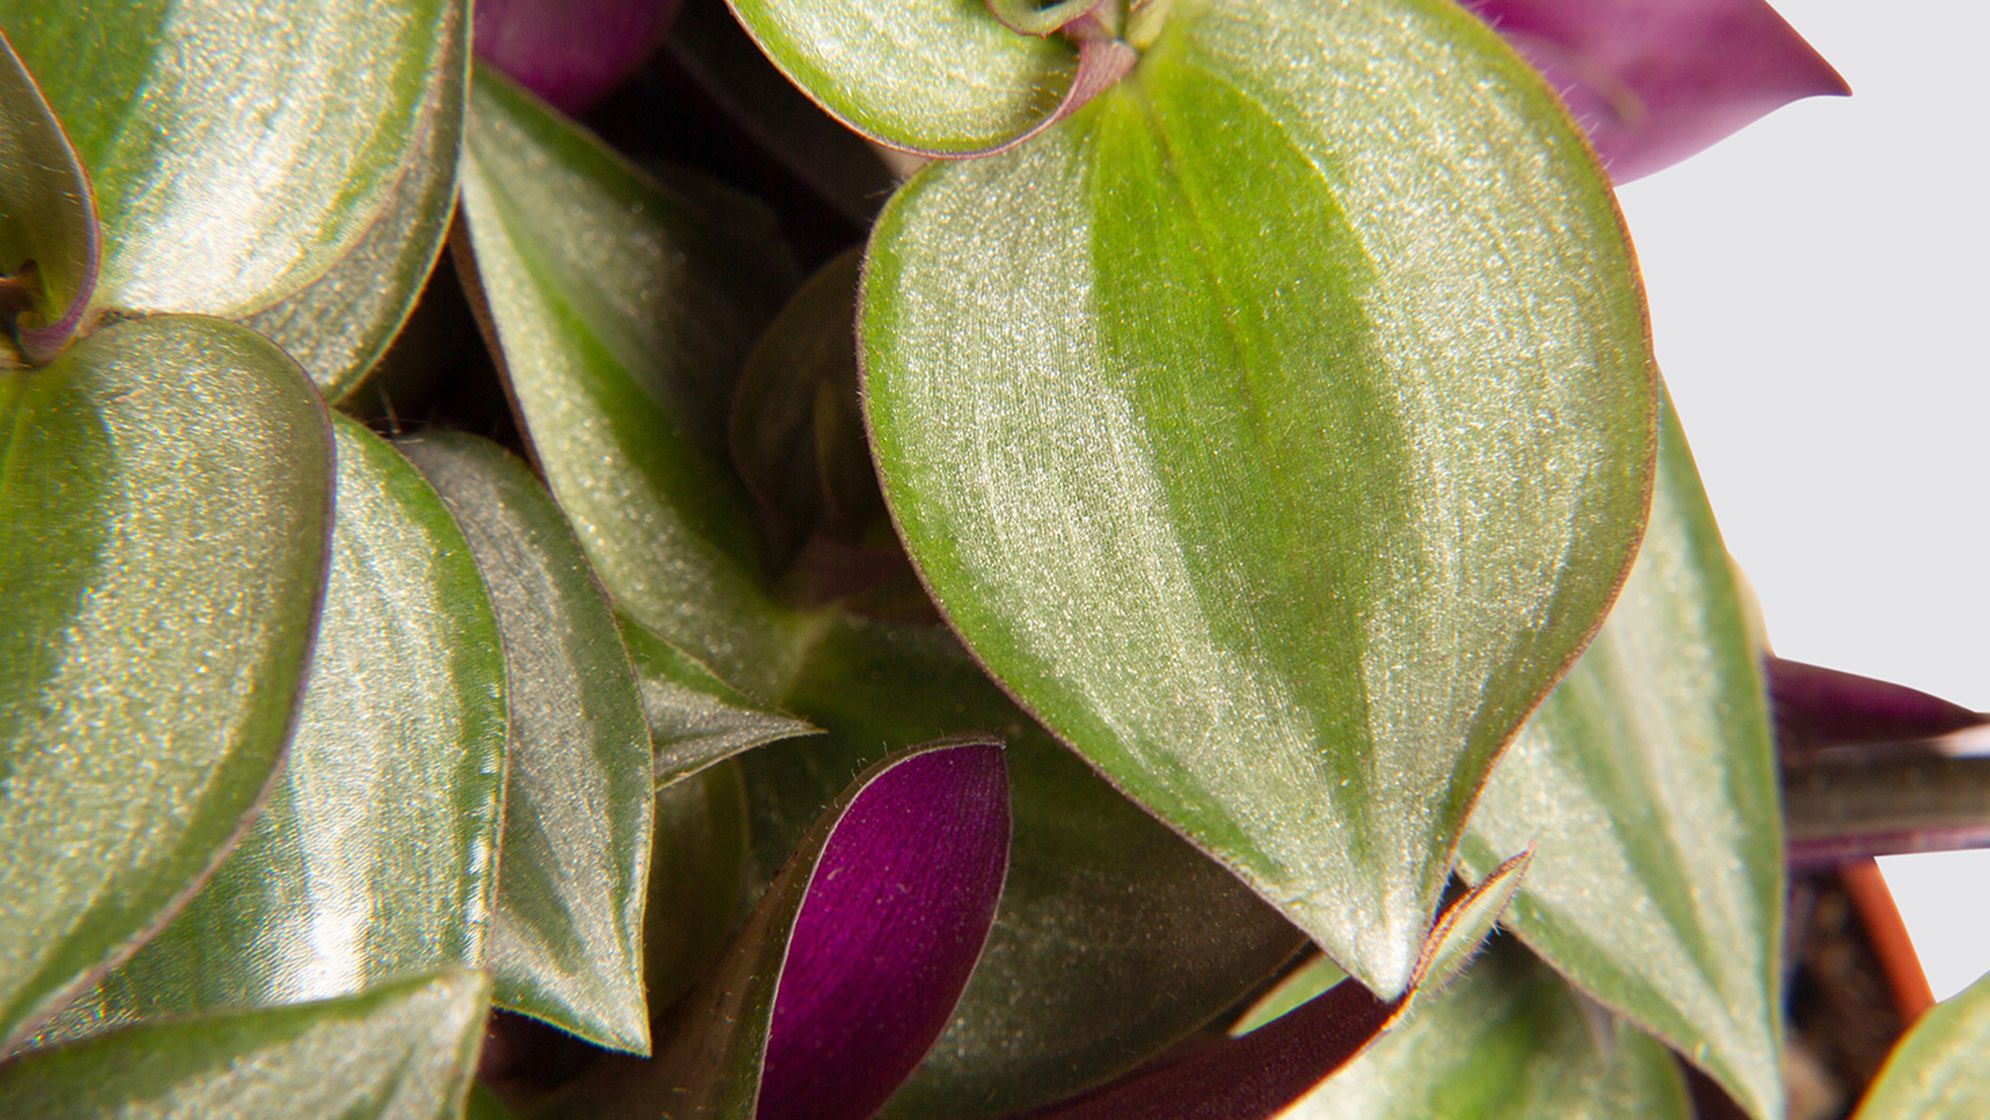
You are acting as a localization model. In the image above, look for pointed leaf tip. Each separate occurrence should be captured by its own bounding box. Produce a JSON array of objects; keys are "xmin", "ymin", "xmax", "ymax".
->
[
  {"xmin": 1460, "ymin": 0, "xmax": 1848, "ymax": 181},
  {"xmin": 1770, "ymin": 657, "xmax": 1987, "ymax": 754}
]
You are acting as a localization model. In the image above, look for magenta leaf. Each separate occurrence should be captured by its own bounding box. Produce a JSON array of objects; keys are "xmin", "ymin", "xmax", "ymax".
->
[
  {"xmin": 473, "ymin": 0, "xmax": 683, "ymax": 112},
  {"xmin": 537, "ymin": 739, "xmax": 1011, "ymax": 1120},
  {"xmin": 1770, "ymin": 657, "xmax": 1987, "ymax": 754},
  {"xmin": 1459, "ymin": 0, "xmax": 1847, "ymax": 182}
]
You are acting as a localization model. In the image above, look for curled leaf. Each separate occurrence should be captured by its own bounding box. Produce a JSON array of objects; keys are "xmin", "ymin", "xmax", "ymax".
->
[
  {"xmin": 0, "ymin": 28, "xmax": 98, "ymax": 362},
  {"xmin": 1460, "ymin": 0, "xmax": 1848, "ymax": 181}
]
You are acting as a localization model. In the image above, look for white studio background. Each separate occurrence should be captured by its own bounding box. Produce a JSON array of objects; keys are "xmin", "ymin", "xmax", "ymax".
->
[{"xmin": 1613, "ymin": 0, "xmax": 1989, "ymax": 1000}]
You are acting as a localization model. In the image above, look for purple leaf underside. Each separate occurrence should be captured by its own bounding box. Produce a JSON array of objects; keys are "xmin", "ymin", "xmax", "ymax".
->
[
  {"xmin": 1769, "ymin": 657, "xmax": 1986, "ymax": 755},
  {"xmin": 1461, "ymin": 0, "xmax": 1847, "ymax": 182},
  {"xmin": 473, "ymin": 0, "xmax": 683, "ymax": 112},
  {"xmin": 758, "ymin": 741, "xmax": 1012, "ymax": 1120}
]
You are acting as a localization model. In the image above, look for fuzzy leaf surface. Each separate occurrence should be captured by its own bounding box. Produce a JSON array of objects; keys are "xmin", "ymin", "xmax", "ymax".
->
[
  {"xmin": 753, "ymin": 616, "xmax": 1304, "ymax": 1120},
  {"xmin": 40, "ymin": 417, "xmax": 506, "ymax": 1041},
  {"xmin": 0, "ymin": 317, "xmax": 331, "ymax": 1048},
  {"xmin": 723, "ymin": 0, "xmax": 1076, "ymax": 153},
  {"xmin": 457, "ymin": 68, "xmax": 802, "ymax": 696},
  {"xmin": 1458, "ymin": 401, "xmax": 1783, "ymax": 1120},
  {"xmin": 0, "ymin": 969, "xmax": 489, "ymax": 1119},
  {"xmin": 0, "ymin": 28, "xmax": 97, "ymax": 361},
  {"xmin": 401, "ymin": 433, "xmax": 654, "ymax": 1055},
  {"xmin": 0, "ymin": 0, "xmax": 454, "ymax": 315},
  {"xmin": 246, "ymin": 0, "xmax": 467, "ymax": 399},
  {"xmin": 863, "ymin": 0, "xmax": 1656, "ymax": 995},
  {"xmin": 1854, "ymin": 971, "xmax": 1990, "ymax": 1119}
]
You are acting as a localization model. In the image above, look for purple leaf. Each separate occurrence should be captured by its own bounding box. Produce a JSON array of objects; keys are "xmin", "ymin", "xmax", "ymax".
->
[
  {"xmin": 760, "ymin": 742, "xmax": 1011, "ymax": 1120},
  {"xmin": 473, "ymin": 0, "xmax": 683, "ymax": 113},
  {"xmin": 533, "ymin": 739, "xmax": 1011, "ymax": 1120},
  {"xmin": 1770, "ymin": 657, "xmax": 1986, "ymax": 754},
  {"xmin": 1459, "ymin": 0, "xmax": 1848, "ymax": 182}
]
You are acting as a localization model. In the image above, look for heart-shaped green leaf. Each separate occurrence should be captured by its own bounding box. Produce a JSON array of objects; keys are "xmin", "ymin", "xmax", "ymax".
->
[
  {"xmin": 35, "ymin": 416, "xmax": 507, "ymax": 1042},
  {"xmin": 0, "ymin": 28, "xmax": 97, "ymax": 363},
  {"xmin": 722, "ymin": 0, "xmax": 1078, "ymax": 154},
  {"xmin": 245, "ymin": 0, "xmax": 467, "ymax": 399},
  {"xmin": 862, "ymin": 0, "xmax": 1656, "ymax": 995},
  {"xmin": 457, "ymin": 67, "xmax": 803, "ymax": 696},
  {"xmin": 622, "ymin": 617, "xmax": 819, "ymax": 789},
  {"xmin": 1267, "ymin": 945, "xmax": 1690, "ymax": 1119},
  {"xmin": 400, "ymin": 432, "xmax": 654, "ymax": 1056},
  {"xmin": 0, "ymin": 316, "xmax": 331, "ymax": 1049},
  {"xmin": 0, "ymin": 968, "xmax": 489, "ymax": 1119},
  {"xmin": 1853, "ymin": 971, "xmax": 1990, "ymax": 1119},
  {"xmin": 1457, "ymin": 400, "xmax": 1784, "ymax": 1120},
  {"xmin": 752, "ymin": 615, "xmax": 1304, "ymax": 1119},
  {"xmin": 0, "ymin": 0, "xmax": 455, "ymax": 316}
]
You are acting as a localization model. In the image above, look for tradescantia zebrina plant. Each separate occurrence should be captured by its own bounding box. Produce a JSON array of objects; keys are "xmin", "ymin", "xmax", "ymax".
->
[{"xmin": 2, "ymin": 0, "xmax": 1983, "ymax": 1116}]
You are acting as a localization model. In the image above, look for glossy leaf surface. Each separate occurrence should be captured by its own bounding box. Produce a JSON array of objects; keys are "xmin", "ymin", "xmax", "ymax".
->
[
  {"xmin": 43, "ymin": 417, "xmax": 506, "ymax": 1040},
  {"xmin": 1032, "ymin": 854, "xmax": 1531, "ymax": 1120},
  {"xmin": 1461, "ymin": 0, "xmax": 1848, "ymax": 182},
  {"xmin": 1854, "ymin": 970, "xmax": 1990, "ymax": 1119},
  {"xmin": 1458, "ymin": 402, "xmax": 1783, "ymax": 1120},
  {"xmin": 401, "ymin": 433, "xmax": 653, "ymax": 1055},
  {"xmin": 245, "ymin": 0, "xmax": 467, "ymax": 399},
  {"xmin": 864, "ymin": 0, "xmax": 1656, "ymax": 995},
  {"xmin": 0, "ymin": 28, "xmax": 97, "ymax": 362},
  {"xmin": 547, "ymin": 740, "xmax": 1010, "ymax": 1120},
  {"xmin": 0, "ymin": 969, "xmax": 489, "ymax": 1119},
  {"xmin": 476, "ymin": 0, "xmax": 681, "ymax": 112},
  {"xmin": 622, "ymin": 617, "xmax": 818, "ymax": 788},
  {"xmin": 457, "ymin": 68, "xmax": 801, "ymax": 696},
  {"xmin": 1281, "ymin": 946, "xmax": 1690, "ymax": 1119},
  {"xmin": 0, "ymin": 317, "xmax": 331, "ymax": 1048},
  {"xmin": 723, "ymin": 0, "xmax": 1077, "ymax": 154},
  {"xmin": 0, "ymin": 0, "xmax": 455, "ymax": 315},
  {"xmin": 751, "ymin": 616, "xmax": 1303, "ymax": 1120}
]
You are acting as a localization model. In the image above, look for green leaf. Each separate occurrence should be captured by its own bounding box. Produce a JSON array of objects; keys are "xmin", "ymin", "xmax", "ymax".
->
[
  {"xmin": 861, "ymin": 0, "xmax": 1656, "ymax": 995},
  {"xmin": 622, "ymin": 617, "xmax": 819, "ymax": 789},
  {"xmin": 399, "ymin": 433, "xmax": 653, "ymax": 1056},
  {"xmin": 0, "ymin": 968, "xmax": 490, "ymax": 1119},
  {"xmin": 1854, "ymin": 971, "xmax": 1990, "ymax": 1119},
  {"xmin": 244, "ymin": 0, "xmax": 467, "ymax": 399},
  {"xmin": 644, "ymin": 758, "xmax": 753, "ymax": 1019},
  {"xmin": 1457, "ymin": 400, "xmax": 1784, "ymax": 1120},
  {"xmin": 753, "ymin": 615, "xmax": 1305, "ymax": 1119},
  {"xmin": 457, "ymin": 66, "xmax": 803, "ymax": 696},
  {"xmin": 37, "ymin": 415, "xmax": 507, "ymax": 1042},
  {"xmin": 0, "ymin": 28, "xmax": 97, "ymax": 363},
  {"xmin": 0, "ymin": 0, "xmax": 455, "ymax": 315},
  {"xmin": 722, "ymin": 0, "xmax": 1078, "ymax": 154},
  {"xmin": 0, "ymin": 316, "xmax": 331, "ymax": 1049},
  {"xmin": 1280, "ymin": 946, "xmax": 1691, "ymax": 1119}
]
